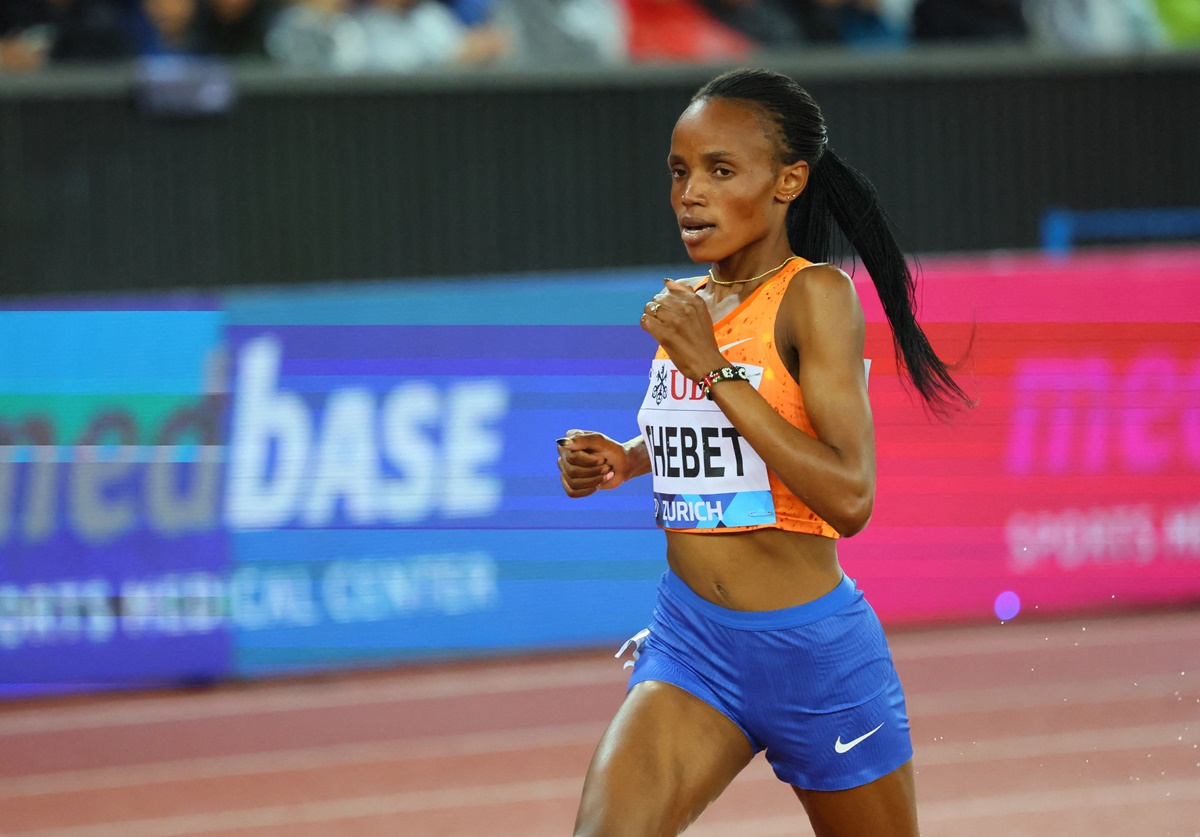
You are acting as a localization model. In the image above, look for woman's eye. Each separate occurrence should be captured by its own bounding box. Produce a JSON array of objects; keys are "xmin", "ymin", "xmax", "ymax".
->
[
  {"xmin": 670, "ymin": 169, "xmax": 686, "ymax": 179},
  {"xmin": 715, "ymin": 167, "xmax": 733, "ymax": 177}
]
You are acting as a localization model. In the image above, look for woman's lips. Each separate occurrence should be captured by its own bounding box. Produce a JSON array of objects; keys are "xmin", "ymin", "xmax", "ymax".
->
[{"xmin": 680, "ymin": 223, "xmax": 716, "ymax": 245}]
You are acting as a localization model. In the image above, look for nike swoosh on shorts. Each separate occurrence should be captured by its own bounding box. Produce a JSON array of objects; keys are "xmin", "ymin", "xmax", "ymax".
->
[{"xmin": 834, "ymin": 722, "xmax": 885, "ymax": 754}]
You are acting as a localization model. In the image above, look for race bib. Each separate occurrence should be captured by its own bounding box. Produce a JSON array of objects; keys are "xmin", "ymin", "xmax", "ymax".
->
[{"xmin": 636, "ymin": 359, "xmax": 776, "ymax": 529}]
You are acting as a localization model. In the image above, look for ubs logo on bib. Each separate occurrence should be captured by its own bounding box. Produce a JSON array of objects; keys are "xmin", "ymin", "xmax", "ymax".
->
[{"xmin": 652, "ymin": 366, "xmax": 668, "ymax": 405}]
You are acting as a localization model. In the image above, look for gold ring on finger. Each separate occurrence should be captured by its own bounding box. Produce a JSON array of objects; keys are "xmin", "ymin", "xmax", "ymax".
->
[{"xmin": 648, "ymin": 301, "xmax": 661, "ymax": 316}]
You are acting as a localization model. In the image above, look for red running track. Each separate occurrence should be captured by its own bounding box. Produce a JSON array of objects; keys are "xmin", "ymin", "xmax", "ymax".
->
[{"xmin": 0, "ymin": 609, "xmax": 1197, "ymax": 836}]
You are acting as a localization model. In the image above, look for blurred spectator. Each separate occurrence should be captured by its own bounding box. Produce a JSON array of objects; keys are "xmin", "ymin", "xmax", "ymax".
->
[
  {"xmin": 911, "ymin": 0, "xmax": 1027, "ymax": 41},
  {"xmin": 624, "ymin": 0, "xmax": 753, "ymax": 62},
  {"xmin": 52, "ymin": 0, "xmax": 134, "ymax": 60},
  {"xmin": 802, "ymin": 0, "xmax": 908, "ymax": 47},
  {"xmin": 357, "ymin": 0, "xmax": 508, "ymax": 70},
  {"xmin": 876, "ymin": 0, "xmax": 915, "ymax": 31},
  {"xmin": 128, "ymin": 0, "xmax": 206, "ymax": 55},
  {"xmin": 1025, "ymin": 0, "xmax": 1166, "ymax": 52},
  {"xmin": 1, "ymin": 0, "xmax": 49, "ymax": 35},
  {"xmin": 1153, "ymin": 0, "xmax": 1200, "ymax": 47},
  {"xmin": 691, "ymin": 0, "xmax": 906, "ymax": 49},
  {"xmin": 0, "ymin": 32, "xmax": 49, "ymax": 72},
  {"xmin": 266, "ymin": 0, "xmax": 369, "ymax": 71},
  {"xmin": 491, "ymin": 0, "xmax": 625, "ymax": 65},
  {"xmin": 1, "ymin": 0, "xmax": 53, "ymax": 71},
  {"xmin": 197, "ymin": 0, "xmax": 279, "ymax": 57},
  {"xmin": 693, "ymin": 0, "xmax": 804, "ymax": 46},
  {"xmin": 1, "ymin": 0, "xmax": 132, "ymax": 71},
  {"xmin": 442, "ymin": 0, "xmax": 491, "ymax": 27}
]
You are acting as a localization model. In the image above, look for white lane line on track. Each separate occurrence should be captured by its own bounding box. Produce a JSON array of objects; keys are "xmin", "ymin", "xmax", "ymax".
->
[
  {"xmin": 686, "ymin": 779, "xmax": 1200, "ymax": 836},
  {"xmin": 916, "ymin": 720, "xmax": 1196, "ymax": 764},
  {"xmin": 912, "ymin": 671, "xmax": 1197, "ymax": 716},
  {"xmin": 0, "ymin": 614, "xmax": 1195, "ymax": 737},
  {"xmin": 0, "ymin": 661, "xmax": 619, "ymax": 737},
  {"xmin": 6, "ymin": 777, "xmax": 587, "ymax": 837},
  {"xmin": 889, "ymin": 612, "xmax": 1200, "ymax": 662},
  {"xmin": 922, "ymin": 779, "xmax": 1200, "ymax": 823},
  {"xmin": 1, "ymin": 713, "xmax": 1192, "ymax": 805},
  {"xmin": 0, "ymin": 722, "xmax": 606, "ymax": 799}
]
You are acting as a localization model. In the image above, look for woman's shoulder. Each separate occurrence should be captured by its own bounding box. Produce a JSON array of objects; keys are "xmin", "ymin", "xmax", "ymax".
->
[
  {"xmin": 781, "ymin": 262, "xmax": 864, "ymax": 321},
  {"xmin": 784, "ymin": 262, "xmax": 859, "ymax": 300},
  {"xmin": 792, "ymin": 261, "xmax": 852, "ymax": 288}
]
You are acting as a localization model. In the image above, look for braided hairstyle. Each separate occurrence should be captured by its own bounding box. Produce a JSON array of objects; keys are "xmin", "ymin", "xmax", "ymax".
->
[{"xmin": 693, "ymin": 68, "xmax": 973, "ymax": 414}]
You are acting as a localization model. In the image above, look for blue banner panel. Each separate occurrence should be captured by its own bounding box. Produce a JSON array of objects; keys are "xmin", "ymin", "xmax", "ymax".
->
[
  {"xmin": 0, "ymin": 309, "xmax": 232, "ymax": 695},
  {"xmin": 221, "ymin": 270, "xmax": 676, "ymax": 676},
  {"xmin": 223, "ymin": 324, "xmax": 653, "ymax": 531},
  {"xmin": 229, "ymin": 529, "xmax": 662, "ymax": 675}
]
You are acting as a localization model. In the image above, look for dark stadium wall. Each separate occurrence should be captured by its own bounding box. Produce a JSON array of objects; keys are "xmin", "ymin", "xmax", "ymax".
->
[{"xmin": 0, "ymin": 48, "xmax": 1198, "ymax": 297}]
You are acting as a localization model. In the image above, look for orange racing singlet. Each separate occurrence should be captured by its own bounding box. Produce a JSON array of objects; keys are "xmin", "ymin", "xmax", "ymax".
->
[{"xmin": 635, "ymin": 258, "xmax": 843, "ymax": 537}]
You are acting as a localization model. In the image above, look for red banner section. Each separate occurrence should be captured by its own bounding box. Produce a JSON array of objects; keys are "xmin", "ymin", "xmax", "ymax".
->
[{"xmin": 848, "ymin": 248, "xmax": 1200, "ymax": 624}]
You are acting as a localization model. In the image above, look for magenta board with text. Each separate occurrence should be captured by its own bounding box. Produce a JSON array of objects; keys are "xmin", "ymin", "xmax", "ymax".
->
[{"xmin": 847, "ymin": 248, "xmax": 1200, "ymax": 622}]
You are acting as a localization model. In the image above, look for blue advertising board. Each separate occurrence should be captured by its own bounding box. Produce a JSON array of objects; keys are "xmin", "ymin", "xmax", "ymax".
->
[
  {"xmin": 0, "ymin": 308, "xmax": 231, "ymax": 694},
  {"xmin": 220, "ymin": 272, "xmax": 669, "ymax": 675},
  {"xmin": 0, "ymin": 268, "xmax": 681, "ymax": 693}
]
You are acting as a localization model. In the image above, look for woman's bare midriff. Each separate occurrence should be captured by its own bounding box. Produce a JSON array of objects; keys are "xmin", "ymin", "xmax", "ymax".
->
[{"xmin": 664, "ymin": 527, "xmax": 843, "ymax": 612}]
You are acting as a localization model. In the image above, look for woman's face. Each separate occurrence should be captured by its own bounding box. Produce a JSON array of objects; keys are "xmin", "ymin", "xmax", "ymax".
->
[{"xmin": 668, "ymin": 97, "xmax": 792, "ymax": 264}]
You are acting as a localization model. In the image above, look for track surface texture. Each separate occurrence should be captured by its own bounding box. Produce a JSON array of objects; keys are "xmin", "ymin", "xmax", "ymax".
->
[{"xmin": 1, "ymin": 609, "xmax": 1197, "ymax": 836}]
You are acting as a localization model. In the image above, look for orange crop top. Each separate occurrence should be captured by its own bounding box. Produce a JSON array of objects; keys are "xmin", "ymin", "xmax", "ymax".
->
[{"xmin": 635, "ymin": 258, "xmax": 840, "ymax": 538}]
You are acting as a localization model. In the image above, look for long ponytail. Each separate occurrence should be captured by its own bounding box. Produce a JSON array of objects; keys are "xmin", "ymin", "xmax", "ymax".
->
[
  {"xmin": 792, "ymin": 148, "xmax": 973, "ymax": 414},
  {"xmin": 694, "ymin": 68, "xmax": 973, "ymax": 415}
]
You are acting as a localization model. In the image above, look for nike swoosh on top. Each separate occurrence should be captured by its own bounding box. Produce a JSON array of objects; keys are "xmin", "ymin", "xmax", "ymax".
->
[
  {"xmin": 834, "ymin": 722, "xmax": 885, "ymax": 754},
  {"xmin": 718, "ymin": 337, "xmax": 753, "ymax": 353}
]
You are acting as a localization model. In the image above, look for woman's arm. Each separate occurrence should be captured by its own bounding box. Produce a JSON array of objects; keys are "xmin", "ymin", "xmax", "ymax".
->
[{"xmin": 557, "ymin": 431, "xmax": 651, "ymax": 499}]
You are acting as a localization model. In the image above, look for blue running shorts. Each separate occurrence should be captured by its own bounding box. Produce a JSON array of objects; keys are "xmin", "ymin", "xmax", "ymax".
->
[{"xmin": 625, "ymin": 570, "xmax": 913, "ymax": 792}]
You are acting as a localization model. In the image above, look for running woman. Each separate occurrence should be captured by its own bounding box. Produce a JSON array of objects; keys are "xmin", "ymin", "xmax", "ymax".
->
[{"xmin": 558, "ymin": 68, "xmax": 971, "ymax": 837}]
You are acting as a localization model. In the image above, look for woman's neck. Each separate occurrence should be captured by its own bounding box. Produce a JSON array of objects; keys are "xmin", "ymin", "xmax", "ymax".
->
[
  {"xmin": 708, "ymin": 249, "xmax": 798, "ymax": 300},
  {"xmin": 709, "ymin": 227, "xmax": 795, "ymax": 283}
]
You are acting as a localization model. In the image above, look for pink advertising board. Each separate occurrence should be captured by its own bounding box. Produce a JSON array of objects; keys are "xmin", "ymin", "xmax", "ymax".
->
[{"xmin": 847, "ymin": 247, "xmax": 1200, "ymax": 624}]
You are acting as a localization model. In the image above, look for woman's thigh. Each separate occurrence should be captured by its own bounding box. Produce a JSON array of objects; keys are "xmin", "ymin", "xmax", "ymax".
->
[
  {"xmin": 792, "ymin": 759, "xmax": 919, "ymax": 837},
  {"xmin": 574, "ymin": 680, "xmax": 755, "ymax": 837}
]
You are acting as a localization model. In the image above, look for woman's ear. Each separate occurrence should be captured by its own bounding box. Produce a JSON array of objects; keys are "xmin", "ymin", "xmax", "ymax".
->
[{"xmin": 776, "ymin": 160, "xmax": 809, "ymax": 203}]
